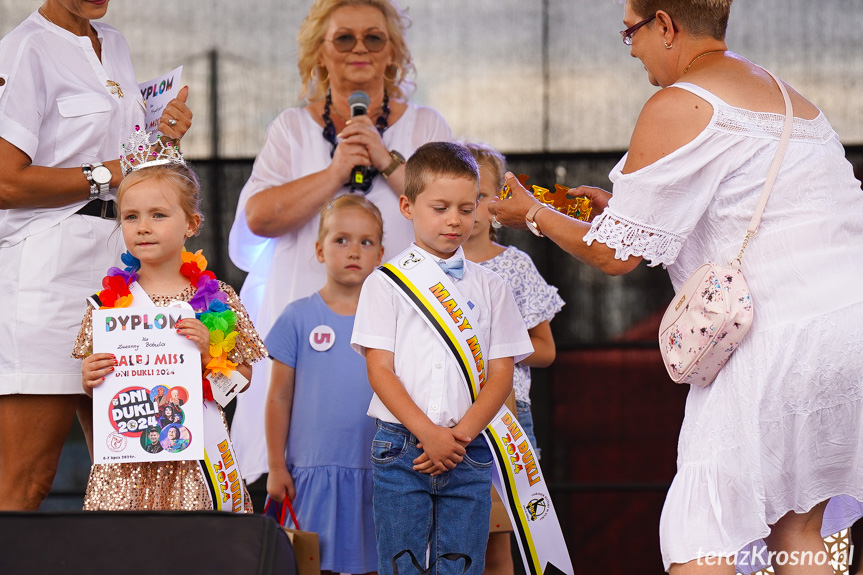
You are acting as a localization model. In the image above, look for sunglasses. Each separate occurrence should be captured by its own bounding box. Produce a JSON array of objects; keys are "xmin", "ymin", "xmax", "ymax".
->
[{"xmin": 326, "ymin": 31, "xmax": 389, "ymax": 53}]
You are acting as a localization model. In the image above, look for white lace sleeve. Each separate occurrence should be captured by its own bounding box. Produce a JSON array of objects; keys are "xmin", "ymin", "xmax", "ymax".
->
[{"xmin": 584, "ymin": 209, "xmax": 685, "ymax": 268}]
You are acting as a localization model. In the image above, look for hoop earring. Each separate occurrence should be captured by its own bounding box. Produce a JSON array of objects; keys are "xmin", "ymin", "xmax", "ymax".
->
[
  {"xmin": 664, "ymin": 41, "xmax": 673, "ymax": 49},
  {"xmin": 315, "ymin": 65, "xmax": 329, "ymax": 83},
  {"xmin": 384, "ymin": 63, "xmax": 401, "ymax": 83}
]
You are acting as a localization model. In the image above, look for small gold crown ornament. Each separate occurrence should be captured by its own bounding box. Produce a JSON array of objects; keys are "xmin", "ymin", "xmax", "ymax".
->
[
  {"xmin": 498, "ymin": 174, "xmax": 592, "ymax": 221},
  {"xmin": 120, "ymin": 125, "xmax": 185, "ymax": 175}
]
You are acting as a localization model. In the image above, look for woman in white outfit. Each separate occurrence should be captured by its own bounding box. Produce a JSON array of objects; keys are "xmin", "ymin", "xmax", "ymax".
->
[
  {"xmin": 0, "ymin": 0, "xmax": 192, "ymax": 510},
  {"xmin": 489, "ymin": 1, "xmax": 863, "ymax": 573},
  {"xmin": 228, "ymin": 0, "xmax": 451, "ymax": 481}
]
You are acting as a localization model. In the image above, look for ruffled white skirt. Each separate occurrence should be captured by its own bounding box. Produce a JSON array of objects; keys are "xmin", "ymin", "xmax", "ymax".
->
[{"xmin": 660, "ymin": 302, "xmax": 863, "ymax": 572}]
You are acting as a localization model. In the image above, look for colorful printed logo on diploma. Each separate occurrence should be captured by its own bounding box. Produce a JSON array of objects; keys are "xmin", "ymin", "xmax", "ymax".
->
[{"xmin": 108, "ymin": 384, "xmax": 192, "ymax": 455}]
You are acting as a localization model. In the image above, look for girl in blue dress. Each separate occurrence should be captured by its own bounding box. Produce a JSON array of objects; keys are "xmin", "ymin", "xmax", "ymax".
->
[{"xmin": 265, "ymin": 194, "xmax": 384, "ymax": 575}]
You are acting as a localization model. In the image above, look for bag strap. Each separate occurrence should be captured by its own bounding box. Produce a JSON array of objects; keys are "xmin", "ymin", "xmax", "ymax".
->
[
  {"xmin": 733, "ymin": 68, "xmax": 794, "ymax": 265},
  {"xmin": 263, "ymin": 494, "xmax": 301, "ymax": 530},
  {"xmin": 282, "ymin": 496, "xmax": 300, "ymax": 530},
  {"xmin": 391, "ymin": 549, "xmax": 472, "ymax": 575}
]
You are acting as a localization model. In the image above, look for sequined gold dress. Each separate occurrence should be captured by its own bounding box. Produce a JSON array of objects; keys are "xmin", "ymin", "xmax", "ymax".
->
[{"xmin": 72, "ymin": 281, "xmax": 267, "ymax": 511}]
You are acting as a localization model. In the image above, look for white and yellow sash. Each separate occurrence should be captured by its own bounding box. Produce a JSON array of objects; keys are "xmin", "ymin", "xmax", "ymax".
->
[
  {"xmin": 379, "ymin": 247, "xmax": 574, "ymax": 575},
  {"xmin": 200, "ymin": 402, "xmax": 246, "ymax": 513},
  {"xmin": 89, "ymin": 282, "xmax": 246, "ymax": 513}
]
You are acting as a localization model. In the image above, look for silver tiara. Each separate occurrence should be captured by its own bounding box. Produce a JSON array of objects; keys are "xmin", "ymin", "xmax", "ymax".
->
[{"xmin": 120, "ymin": 125, "xmax": 185, "ymax": 175}]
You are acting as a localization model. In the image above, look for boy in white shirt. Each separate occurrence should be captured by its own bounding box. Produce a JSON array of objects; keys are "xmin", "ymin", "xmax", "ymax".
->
[{"xmin": 351, "ymin": 142, "xmax": 533, "ymax": 575}]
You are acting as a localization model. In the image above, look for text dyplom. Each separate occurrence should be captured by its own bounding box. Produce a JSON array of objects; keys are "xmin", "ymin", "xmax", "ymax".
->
[
  {"xmin": 140, "ymin": 75, "xmax": 176, "ymax": 102},
  {"xmin": 138, "ymin": 65, "xmax": 183, "ymax": 133},
  {"xmin": 104, "ymin": 312, "xmax": 182, "ymax": 331}
]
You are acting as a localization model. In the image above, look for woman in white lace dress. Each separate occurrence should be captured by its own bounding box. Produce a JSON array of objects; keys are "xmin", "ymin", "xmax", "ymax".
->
[{"xmin": 489, "ymin": 1, "xmax": 863, "ymax": 574}]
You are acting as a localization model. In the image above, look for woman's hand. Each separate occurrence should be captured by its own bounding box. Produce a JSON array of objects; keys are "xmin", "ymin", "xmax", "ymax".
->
[
  {"xmin": 338, "ymin": 115, "xmax": 392, "ymax": 172},
  {"xmin": 487, "ymin": 171, "xmax": 541, "ymax": 230},
  {"xmin": 569, "ymin": 185, "xmax": 612, "ymax": 221},
  {"xmin": 81, "ymin": 353, "xmax": 116, "ymax": 396},
  {"xmin": 174, "ymin": 318, "xmax": 212, "ymax": 368},
  {"xmin": 158, "ymin": 86, "xmax": 193, "ymax": 141},
  {"xmin": 266, "ymin": 466, "xmax": 297, "ymax": 503},
  {"xmin": 327, "ymin": 129, "xmax": 372, "ymax": 185}
]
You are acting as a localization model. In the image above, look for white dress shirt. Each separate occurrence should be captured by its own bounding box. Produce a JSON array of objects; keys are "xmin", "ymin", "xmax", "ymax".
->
[
  {"xmin": 352, "ymin": 245, "xmax": 534, "ymax": 427},
  {"xmin": 0, "ymin": 12, "xmax": 145, "ymax": 247}
]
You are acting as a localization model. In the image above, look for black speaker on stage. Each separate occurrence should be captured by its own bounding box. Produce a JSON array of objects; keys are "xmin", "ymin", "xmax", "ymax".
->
[{"xmin": 0, "ymin": 511, "xmax": 296, "ymax": 574}]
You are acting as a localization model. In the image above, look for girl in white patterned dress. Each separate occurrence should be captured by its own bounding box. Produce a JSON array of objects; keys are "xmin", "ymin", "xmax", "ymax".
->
[{"xmin": 463, "ymin": 142, "xmax": 564, "ymax": 575}]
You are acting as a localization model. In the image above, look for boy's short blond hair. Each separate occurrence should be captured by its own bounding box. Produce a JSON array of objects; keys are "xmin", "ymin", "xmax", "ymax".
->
[{"xmin": 403, "ymin": 142, "xmax": 479, "ymax": 202}]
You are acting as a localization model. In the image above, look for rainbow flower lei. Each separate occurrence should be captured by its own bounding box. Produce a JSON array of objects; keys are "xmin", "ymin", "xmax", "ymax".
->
[{"xmin": 97, "ymin": 249, "xmax": 240, "ymax": 398}]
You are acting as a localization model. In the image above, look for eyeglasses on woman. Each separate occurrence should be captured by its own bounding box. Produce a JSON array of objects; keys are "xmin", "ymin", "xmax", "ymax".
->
[{"xmin": 620, "ymin": 13, "xmax": 656, "ymax": 45}]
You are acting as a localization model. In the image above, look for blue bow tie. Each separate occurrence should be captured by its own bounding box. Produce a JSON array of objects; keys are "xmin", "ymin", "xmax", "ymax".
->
[{"xmin": 437, "ymin": 258, "xmax": 464, "ymax": 280}]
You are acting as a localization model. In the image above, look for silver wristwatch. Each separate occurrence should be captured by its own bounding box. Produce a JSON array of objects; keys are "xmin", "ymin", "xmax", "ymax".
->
[{"xmin": 82, "ymin": 162, "xmax": 112, "ymax": 200}]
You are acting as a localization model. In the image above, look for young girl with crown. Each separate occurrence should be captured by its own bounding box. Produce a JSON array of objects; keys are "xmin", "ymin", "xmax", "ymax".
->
[{"xmin": 71, "ymin": 128, "xmax": 268, "ymax": 511}]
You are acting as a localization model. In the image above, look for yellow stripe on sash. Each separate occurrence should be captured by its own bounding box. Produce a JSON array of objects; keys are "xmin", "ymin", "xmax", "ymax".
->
[
  {"xmin": 381, "ymin": 263, "xmax": 480, "ymax": 401},
  {"xmin": 202, "ymin": 451, "xmax": 222, "ymax": 511},
  {"xmin": 485, "ymin": 424, "xmax": 543, "ymax": 575}
]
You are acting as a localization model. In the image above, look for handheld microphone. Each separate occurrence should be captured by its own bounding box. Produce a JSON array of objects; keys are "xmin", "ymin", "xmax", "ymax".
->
[{"xmin": 347, "ymin": 91, "xmax": 373, "ymax": 192}]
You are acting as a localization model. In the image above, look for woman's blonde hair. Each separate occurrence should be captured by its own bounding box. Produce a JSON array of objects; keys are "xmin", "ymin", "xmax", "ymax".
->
[
  {"xmin": 317, "ymin": 193, "xmax": 384, "ymax": 244},
  {"xmin": 465, "ymin": 142, "xmax": 506, "ymax": 241},
  {"xmin": 116, "ymin": 163, "xmax": 204, "ymax": 236},
  {"xmin": 630, "ymin": 0, "xmax": 732, "ymax": 40},
  {"xmin": 297, "ymin": 0, "xmax": 415, "ymax": 102}
]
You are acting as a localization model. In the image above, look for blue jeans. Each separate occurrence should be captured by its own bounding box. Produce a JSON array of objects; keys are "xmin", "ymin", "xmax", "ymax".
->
[{"xmin": 371, "ymin": 420, "xmax": 493, "ymax": 575}]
